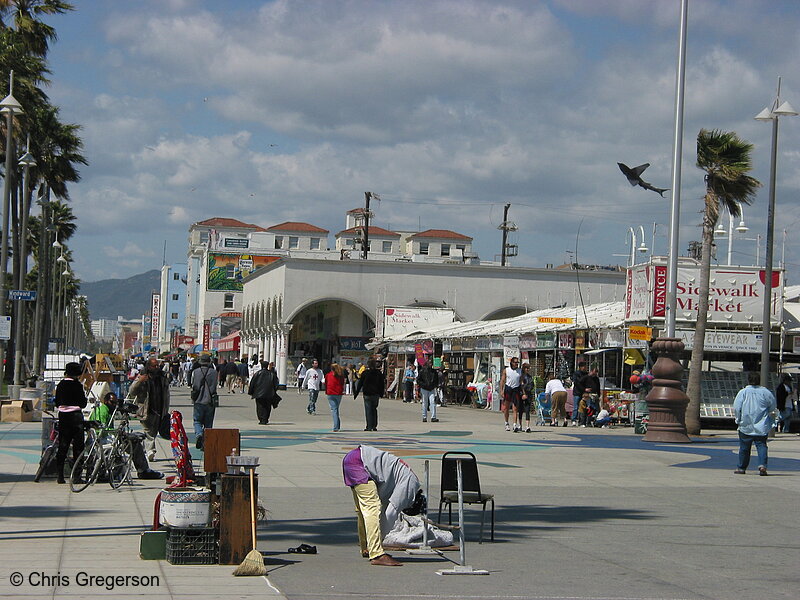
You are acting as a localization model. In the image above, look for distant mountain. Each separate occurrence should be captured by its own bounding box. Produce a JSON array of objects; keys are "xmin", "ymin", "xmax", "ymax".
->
[{"xmin": 81, "ymin": 270, "xmax": 161, "ymax": 320}]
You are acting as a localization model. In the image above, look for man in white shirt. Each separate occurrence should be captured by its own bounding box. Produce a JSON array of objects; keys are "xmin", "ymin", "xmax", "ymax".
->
[
  {"xmin": 545, "ymin": 374, "xmax": 569, "ymax": 427},
  {"xmin": 296, "ymin": 359, "xmax": 308, "ymax": 394},
  {"xmin": 499, "ymin": 357, "xmax": 522, "ymax": 432},
  {"xmin": 302, "ymin": 359, "xmax": 324, "ymax": 415}
]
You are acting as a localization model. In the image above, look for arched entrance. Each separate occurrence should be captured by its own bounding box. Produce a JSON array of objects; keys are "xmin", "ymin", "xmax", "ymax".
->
[{"xmin": 287, "ymin": 298, "xmax": 374, "ymax": 367}]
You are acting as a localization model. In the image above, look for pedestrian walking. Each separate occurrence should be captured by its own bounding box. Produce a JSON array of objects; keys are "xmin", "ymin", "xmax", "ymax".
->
[
  {"xmin": 499, "ymin": 357, "xmax": 522, "ymax": 431},
  {"xmin": 416, "ymin": 360, "xmax": 439, "ymax": 423},
  {"xmin": 302, "ymin": 359, "xmax": 324, "ymax": 415},
  {"xmin": 403, "ymin": 362, "xmax": 416, "ymax": 403},
  {"xmin": 190, "ymin": 354, "xmax": 218, "ymax": 450},
  {"xmin": 296, "ymin": 358, "xmax": 308, "ymax": 394},
  {"xmin": 356, "ymin": 358, "xmax": 385, "ymax": 431},
  {"xmin": 248, "ymin": 360, "xmax": 279, "ymax": 425},
  {"xmin": 775, "ymin": 374, "xmax": 795, "ymax": 433},
  {"xmin": 237, "ymin": 356, "xmax": 250, "ymax": 392},
  {"xmin": 54, "ymin": 362, "xmax": 87, "ymax": 484},
  {"xmin": 733, "ymin": 372, "xmax": 777, "ymax": 476},
  {"xmin": 325, "ymin": 363, "xmax": 346, "ymax": 431},
  {"xmin": 520, "ymin": 362, "xmax": 534, "ymax": 432}
]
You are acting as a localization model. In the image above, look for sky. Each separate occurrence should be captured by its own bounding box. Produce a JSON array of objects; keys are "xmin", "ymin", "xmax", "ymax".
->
[{"xmin": 35, "ymin": 0, "xmax": 800, "ymax": 284}]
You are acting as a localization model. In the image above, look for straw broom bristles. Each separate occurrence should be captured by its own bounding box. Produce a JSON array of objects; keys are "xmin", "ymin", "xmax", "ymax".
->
[{"xmin": 233, "ymin": 469, "xmax": 266, "ymax": 576}]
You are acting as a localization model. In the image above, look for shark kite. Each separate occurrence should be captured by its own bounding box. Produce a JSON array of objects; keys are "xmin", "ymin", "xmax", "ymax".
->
[{"xmin": 617, "ymin": 162, "xmax": 669, "ymax": 197}]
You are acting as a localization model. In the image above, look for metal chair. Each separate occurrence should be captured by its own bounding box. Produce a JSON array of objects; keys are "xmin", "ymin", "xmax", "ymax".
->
[{"xmin": 437, "ymin": 451, "xmax": 494, "ymax": 542}]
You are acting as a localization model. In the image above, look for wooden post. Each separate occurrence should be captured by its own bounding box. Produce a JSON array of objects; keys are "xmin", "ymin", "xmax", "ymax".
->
[{"xmin": 219, "ymin": 473, "xmax": 257, "ymax": 564}]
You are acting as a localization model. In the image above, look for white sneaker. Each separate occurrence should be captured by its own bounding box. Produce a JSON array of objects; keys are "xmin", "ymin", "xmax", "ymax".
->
[
  {"xmin": 571, "ymin": 421, "xmax": 577, "ymax": 426},
  {"xmin": 147, "ymin": 451, "xmax": 156, "ymax": 462},
  {"xmin": 504, "ymin": 423, "xmax": 510, "ymax": 431},
  {"xmin": 513, "ymin": 424, "xmax": 521, "ymax": 432}
]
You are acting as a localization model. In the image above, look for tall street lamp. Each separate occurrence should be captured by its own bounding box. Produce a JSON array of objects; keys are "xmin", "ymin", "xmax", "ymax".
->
[
  {"xmin": 755, "ymin": 77, "xmax": 797, "ymax": 386},
  {"xmin": 13, "ymin": 138, "xmax": 35, "ymax": 385},
  {"xmin": 0, "ymin": 71, "xmax": 23, "ymax": 384}
]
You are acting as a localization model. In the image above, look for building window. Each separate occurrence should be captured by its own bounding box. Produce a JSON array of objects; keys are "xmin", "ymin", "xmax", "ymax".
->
[
  {"xmin": 310, "ymin": 237, "xmax": 321, "ymax": 250},
  {"xmin": 199, "ymin": 231, "xmax": 209, "ymax": 244},
  {"xmin": 382, "ymin": 241, "xmax": 392, "ymax": 253},
  {"xmin": 441, "ymin": 244, "xmax": 451, "ymax": 256},
  {"xmin": 225, "ymin": 264, "xmax": 236, "ymax": 279},
  {"xmin": 419, "ymin": 242, "xmax": 429, "ymax": 255},
  {"xmin": 456, "ymin": 244, "xmax": 466, "ymax": 252},
  {"xmin": 173, "ymin": 272, "xmax": 180, "ymax": 280},
  {"xmin": 224, "ymin": 294, "xmax": 234, "ymax": 310},
  {"xmin": 274, "ymin": 236, "xmax": 283, "ymax": 249},
  {"xmin": 171, "ymin": 312, "xmax": 178, "ymax": 320},
  {"xmin": 288, "ymin": 236, "xmax": 299, "ymax": 249},
  {"xmin": 345, "ymin": 238, "xmax": 354, "ymax": 247},
  {"xmin": 172, "ymin": 294, "xmax": 179, "ymax": 301}
]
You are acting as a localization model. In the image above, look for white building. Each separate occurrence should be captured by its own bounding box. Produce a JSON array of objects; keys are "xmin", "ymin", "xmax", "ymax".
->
[{"xmin": 241, "ymin": 257, "xmax": 625, "ymax": 384}]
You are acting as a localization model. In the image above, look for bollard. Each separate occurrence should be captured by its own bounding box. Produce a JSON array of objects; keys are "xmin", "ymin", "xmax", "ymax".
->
[{"xmin": 436, "ymin": 459, "xmax": 488, "ymax": 575}]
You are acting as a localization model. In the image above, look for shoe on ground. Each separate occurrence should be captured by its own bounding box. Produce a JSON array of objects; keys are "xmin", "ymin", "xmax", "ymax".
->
[
  {"xmin": 333, "ymin": 428, "xmax": 340, "ymax": 432},
  {"xmin": 572, "ymin": 421, "xmax": 577, "ymax": 426},
  {"xmin": 138, "ymin": 469, "xmax": 164, "ymax": 480},
  {"xmin": 147, "ymin": 451, "xmax": 157, "ymax": 462},
  {"xmin": 759, "ymin": 466, "xmax": 768, "ymax": 476},
  {"xmin": 370, "ymin": 554, "xmax": 402, "ymax": 566},
  {"xmin": 505, "ymin": 423, "xmax": 510, "ymax": 431},
  {"xmin": 733, "ymin": 469, "xmax": 746, "ymax": 474},
  {"xmin": 259, "ymin": 421, "xmax": 269, "ymax": 425},
  {"xmin": 525, "ymin": 427, "xmax": 531, "ymax": 433},
  {"xmin": 422, "ymin": 418, "xmax": 427, "ymax": 422},
  {"xmin": 431, "ymin": 418, "xmax": 439, "ymax": 422},
  {"xmin": 57, "ymin": 476, "xmax": 66, "ymax": 484},
  {"xmin": 362, "ymin": 551, "xmax": 369, "ymax": 558},
  {"xmin": 196, "ymin": 435, "xmax": 203, "ymax": 450},
  {"xmin": 513, "ymin": 424, "xmax": 520, "ymax": 432}
]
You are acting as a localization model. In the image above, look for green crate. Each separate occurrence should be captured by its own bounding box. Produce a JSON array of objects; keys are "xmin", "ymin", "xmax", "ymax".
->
[{"xmin": 165, "ymin": 527, "xmax": 217, "ymax": 565}]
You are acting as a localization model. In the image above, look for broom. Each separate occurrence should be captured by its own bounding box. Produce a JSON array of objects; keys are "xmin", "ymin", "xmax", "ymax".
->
[{"xmin": 233, "ymin": 468, "xmax": 266, "ymax": 576}]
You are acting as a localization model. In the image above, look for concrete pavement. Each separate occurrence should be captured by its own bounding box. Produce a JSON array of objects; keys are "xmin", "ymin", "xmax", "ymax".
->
[{"xmin": 1, "ymin": 384, "xmax": 799, "ymax": 600}]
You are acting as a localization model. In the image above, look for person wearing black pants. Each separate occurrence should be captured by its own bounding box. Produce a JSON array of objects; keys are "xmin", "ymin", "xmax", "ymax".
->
[
  {"xmin": 248, "ymin": 361, "xmax": 279, "ymax": 425},
  {"xmin": 357, "ymin": 359, "xmax": 385, "ymax": 431},
  {"xmin": 55, "ymin": 362, "xmax": 88, "ymax": 484}
]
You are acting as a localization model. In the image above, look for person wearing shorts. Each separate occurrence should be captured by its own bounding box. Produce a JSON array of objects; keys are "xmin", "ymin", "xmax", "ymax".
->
[{"xmin": 499, "ymin": 357, "xmax": 522, "ymax": 432}]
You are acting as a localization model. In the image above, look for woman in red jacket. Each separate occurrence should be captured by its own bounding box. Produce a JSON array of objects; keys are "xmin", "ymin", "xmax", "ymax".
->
[{"xmin": 325, "ymin": 363, "xmax": 346, "ymax": 432}]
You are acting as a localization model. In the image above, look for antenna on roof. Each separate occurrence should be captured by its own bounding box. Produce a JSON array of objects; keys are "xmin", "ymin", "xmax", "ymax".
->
[{"xmin": 162, "ymin": 240, "xmax": 167, "ymax": 266}]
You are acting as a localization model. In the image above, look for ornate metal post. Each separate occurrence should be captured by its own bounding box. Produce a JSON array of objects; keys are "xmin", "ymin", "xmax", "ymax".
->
[{"xmin": 643, "ymin": 337, "xmax": 691, "ymax": 443}]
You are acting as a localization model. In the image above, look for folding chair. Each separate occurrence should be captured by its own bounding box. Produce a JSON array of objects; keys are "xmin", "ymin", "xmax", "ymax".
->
[
  {"xmin": 535, "ymin": 392, "xmax": 551, "ymax": 426},
  {"xmin": 437, "ymin": 451, "xmax": 494, "ymax": 542}
]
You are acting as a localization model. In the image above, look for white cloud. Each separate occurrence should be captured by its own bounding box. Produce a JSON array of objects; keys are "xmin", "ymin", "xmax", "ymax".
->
[{"xmin": 44, "ymin": 1, "xmax": 800, "ymax": 282}]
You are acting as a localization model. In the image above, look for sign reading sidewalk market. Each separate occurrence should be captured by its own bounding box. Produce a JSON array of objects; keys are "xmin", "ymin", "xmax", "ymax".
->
[
  {"xmin": 378, "ymin": 306, "xmax": 455, "ymax": 338},
  {"xmin": 625, "ymin": 263, "xmax": 783, "ymax": 325},
  {"xmin": 628, "ymin": 325, "xmax": 652, "ymax": 341},
  {"xmin": 537, "ymin": 316, "xmax": 573, "ymax": 324}
]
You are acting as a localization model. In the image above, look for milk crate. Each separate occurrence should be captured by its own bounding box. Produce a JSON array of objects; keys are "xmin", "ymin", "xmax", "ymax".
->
[{"xmin": 165, "ymin": 527, "xmax": 218, "ymax": 565}]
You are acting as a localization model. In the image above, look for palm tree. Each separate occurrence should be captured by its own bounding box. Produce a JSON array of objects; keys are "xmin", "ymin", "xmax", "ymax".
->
[{"xmin": 685, "ymin": 129, "xmax": 761, "ymax": 434}]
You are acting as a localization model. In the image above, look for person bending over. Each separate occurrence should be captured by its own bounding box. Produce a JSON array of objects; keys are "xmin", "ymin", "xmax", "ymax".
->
[{"xmin": 342, "ymin": 445, "xmax": 421, "ymax": 566}]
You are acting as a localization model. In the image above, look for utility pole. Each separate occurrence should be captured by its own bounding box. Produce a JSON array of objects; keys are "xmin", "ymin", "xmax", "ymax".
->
[
  {"xmin": 498, "ymin": 203, "xmax": 518, "ymax": 266},
  {"xmin": 362, "ymin": 192, "xmax": 372, "ymax": 260}
]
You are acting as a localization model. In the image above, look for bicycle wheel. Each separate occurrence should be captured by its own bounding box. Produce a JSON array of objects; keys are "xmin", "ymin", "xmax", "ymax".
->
[
  {"xmin": 33, "ymin": 444, "xmax": 56, "ymax": 483},
  {"xmin": 70, "ymin": 441, "xmax": 102, "ymax": 493},
  {"xmin": 108, "ymin": 436, "xmax": 133, "ymax": 489}
]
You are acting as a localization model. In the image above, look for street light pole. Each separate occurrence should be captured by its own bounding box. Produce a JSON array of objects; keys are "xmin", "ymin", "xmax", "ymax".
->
[
  {"xmin": 13, "ymin": 138, "xmax": 35, "ymax": 385},
  {"xmin": 755, "ymin": 77, "xmax": 797, "ymax": 387},
  {"xmin": 0, "ymin": 72, "xmax": 23, "ymax": 385}
]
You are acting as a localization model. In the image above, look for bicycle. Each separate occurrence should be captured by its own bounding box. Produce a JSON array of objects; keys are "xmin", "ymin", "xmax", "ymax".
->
[
  {"xmin": 34, "ymin": 412, "xmax": 59, "ymax": 483},
  {"xmin": 69, "ymin": 403, "xmax": 136, "ymax": 492}
]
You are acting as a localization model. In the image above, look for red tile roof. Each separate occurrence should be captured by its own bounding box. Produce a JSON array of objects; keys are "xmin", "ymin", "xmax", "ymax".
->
[
  {"xmin": 266, "ymin": 222, "xmax": 329, "ymax": 233},
  {"xmin": 410, "ymin": 229, "xmax": 472, "ymax": 241},
  {"xmin": 336, "ymin": 226, "xmax": 400, "ymax": 237},
  {"xmin": 195, "ymin": 217, "xmax": 267, "ymax": 232}
]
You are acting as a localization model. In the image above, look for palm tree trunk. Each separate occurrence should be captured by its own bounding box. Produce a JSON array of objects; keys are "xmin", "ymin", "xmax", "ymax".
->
[{"xmin": 685, "ymin": 215, "xmax": 715, "ymax": 435}]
